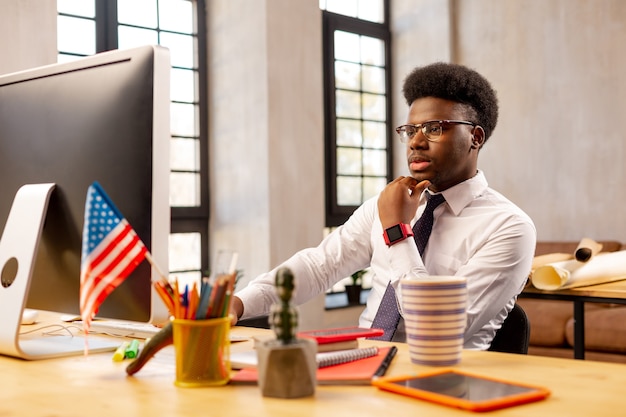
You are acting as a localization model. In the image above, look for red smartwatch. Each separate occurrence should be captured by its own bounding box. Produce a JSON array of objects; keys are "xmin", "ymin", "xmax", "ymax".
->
[{"xmin": 383, "ymin": 223, "xmax": 414, "ymax": 246}]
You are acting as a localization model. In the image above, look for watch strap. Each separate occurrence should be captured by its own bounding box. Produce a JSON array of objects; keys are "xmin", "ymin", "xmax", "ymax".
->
[{"xmin": 383, "ymin": 223, "xmax": 414, "ymax": 246}]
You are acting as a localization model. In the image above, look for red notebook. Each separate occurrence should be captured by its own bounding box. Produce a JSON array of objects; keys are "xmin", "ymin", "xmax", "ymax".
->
[{"xmin": 230, "ymin": 346, "xmax": 395, "ymax": 386}]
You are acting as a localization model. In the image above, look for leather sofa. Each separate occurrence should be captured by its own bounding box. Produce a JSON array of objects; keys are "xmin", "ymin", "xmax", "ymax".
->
[{"xmin": 518, "ymin": 241, "xmax": 626, "ymax": 363}]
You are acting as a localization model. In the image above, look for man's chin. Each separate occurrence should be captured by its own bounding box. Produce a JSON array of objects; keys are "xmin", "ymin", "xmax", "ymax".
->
[{"xmin": 409, "ymin": 172, "xmax": 430, "ymax": 182}]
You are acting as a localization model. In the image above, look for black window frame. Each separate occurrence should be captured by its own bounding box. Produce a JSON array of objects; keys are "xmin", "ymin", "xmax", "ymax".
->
[
  {"xmin": 58, "ymin": 0, "xmax": 210, "ymax": 275},
  {"xmin": 322, "ymin": 7, "xmax": 393, "ymax": 228}
]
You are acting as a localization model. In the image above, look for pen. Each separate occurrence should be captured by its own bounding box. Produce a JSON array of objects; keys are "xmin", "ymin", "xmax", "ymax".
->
[
  {"xmin": 373, "ymin": 346, "xmax": 397, "ymax": 377},
  {"xmin": 112, "ymin": 341, "xmax": 129, "ymax": 362}
]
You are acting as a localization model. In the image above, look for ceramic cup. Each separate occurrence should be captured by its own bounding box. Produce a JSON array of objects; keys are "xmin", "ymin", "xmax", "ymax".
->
[{"xmin": 400, "ymin": 276, "xmax": 467, "ymax": 366}]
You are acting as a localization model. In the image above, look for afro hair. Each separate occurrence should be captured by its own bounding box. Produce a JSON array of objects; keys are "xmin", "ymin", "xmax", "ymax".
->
[{"xmin": 402, "ymin": 62, "xmax": 499, "ymax": 141}]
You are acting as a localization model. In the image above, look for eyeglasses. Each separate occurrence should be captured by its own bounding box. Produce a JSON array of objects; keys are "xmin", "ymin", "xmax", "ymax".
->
[{"xmin": 395, "ymin": 120, "xmax": 476, "ymax": 143}]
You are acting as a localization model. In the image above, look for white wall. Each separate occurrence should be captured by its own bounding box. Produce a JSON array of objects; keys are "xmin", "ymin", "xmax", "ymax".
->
[
  {"xmin": 392, "ymin": 0, "xmax": 626, "ymax": 241},
  {"xmin": 207, "ymin": 0, "xmax": 326, "ymax": 329}
]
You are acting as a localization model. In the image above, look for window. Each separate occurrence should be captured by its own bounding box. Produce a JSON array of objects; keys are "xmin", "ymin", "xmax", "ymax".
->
[
  {"xmin": 321, "ymin": 1, "xmax": 390, "ymax": 297},
  {"xmin": 321, "ymin": 0, "xmax": 391, "ymax": 228},
  {"xmin": 57, "ymin": 0, "xmax": 208, "ymax": 286}
]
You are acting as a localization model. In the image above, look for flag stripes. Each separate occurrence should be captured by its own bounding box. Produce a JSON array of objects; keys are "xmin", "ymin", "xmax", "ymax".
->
[{"xmin": 79, "ymin": 182, "xmax": 148, "ymax": 335}]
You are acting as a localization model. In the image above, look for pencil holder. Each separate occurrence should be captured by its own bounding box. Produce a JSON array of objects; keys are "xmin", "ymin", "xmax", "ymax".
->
[{"xmin": 172, "ymin": 317, "xmax": 231, "ymax": 387}]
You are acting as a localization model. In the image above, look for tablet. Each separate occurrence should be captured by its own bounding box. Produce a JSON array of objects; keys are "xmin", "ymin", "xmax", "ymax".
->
[
  {"xmin": 372, "ymin": 369, "xmax": 550, "ymax": 412},
  {"xmin": 297, "ymin": 326, "xmax": 384, "ymax": 344}
]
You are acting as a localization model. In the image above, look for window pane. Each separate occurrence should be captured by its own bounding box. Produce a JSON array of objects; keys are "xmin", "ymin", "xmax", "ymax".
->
[
  {"xmin": 57, "ymin": 0, "xmax": 206, "ymax": 279},
  {"xmin": 169, "ymin": 233, "xmax": 201, "ymax": 271},
  {"xmin": 362, "ymin": 149, "xmax": 386, "ymax": 176},
  {"xmin": 118, "ymin": 26, "xmax": 158, "ymax": 49},
  {"xmin": 171, "ymin": 138, "xmax": 200, "ymax": 171},
  {"xmin": 169, "ymin": 232, "xmax": 202, "ymax": 289},
  {"xmin": 170, "ymin": 172, "xmax": 200, "ymax": 206},
  {"xmin": 171, "ymin": 68, "xmax": 197, "ymax": 103},
  {"xmin": 335, "ymin": 61, "xmax": 360, "ymax": 90},
  {"xmin": 363, "ymin": 121, "xmax": 386, "ymax": 148},
  {"xmin": 337, "ymin": 176, "xmax": 362, "ymax": 205},
  {"xmin": 160, "ymin": 32, "xmax": 195, "ymax": 68},
  {"xmin": 159, "ymin": 0, "xmax": 194, "ymax": 34},
  {"xmin": 323, "ymin": 2, "xmax": 390, "ymax": 229},
  {"xmin": 58, "ymin": 0, "xmax": 95, "ymax": 17},
  {"xmin": 336, "ymin": 119, "xmax": 362, "ymax": 147},
  {"xmin": 363, "ymin": 177, "xmax": 387, "ymax": 200},
  {"xmin": 171, "ymin": 271, "xmax": 202, "ymax": 291},
  {"xmin": 362, "ymin": 93, "xmax": 386, "ymax": 121},
  {"xmin": 118, "ymin": 0, "xmax": 158, "ymax": 28},
  {"xmin": 360, "ymin": 36, "xmax": 385, "ymax": 66},
  {"xmin": 321, "ymin": 0, "xmax": 384, "ymax": 24},
  {"xmin": 337, "ymin": 147, "xmax": 362, "ymax": 175},
  {"xmin": 57, "ymin": 16, "xmax": 95, "ymax": 55},
  {"xmin": 362, "ymin": 65, "xmax": 385, "ymax": 94},
  {"xmin": 334, "ymin": 31, "xmax": 360, "ymax": 63},
  {"xmin": 171, "ymin": 102, "xmax": 198, "ymax": 137},
  {"xmin": 324, "ymin": 0, "xmax": 358, "ymax": 17},
  {"xmin": 358, "ymin": 0, "xmax": 384, "ymax": 23},
  {"xmin": 336, "ymin": 90, "xmax": 361, "ymax": 119}
]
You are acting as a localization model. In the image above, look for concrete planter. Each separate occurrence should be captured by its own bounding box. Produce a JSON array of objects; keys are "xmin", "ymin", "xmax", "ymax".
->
[{"xmin": 256, "ymin": 337, "xmax": 317, "ymax": 398}]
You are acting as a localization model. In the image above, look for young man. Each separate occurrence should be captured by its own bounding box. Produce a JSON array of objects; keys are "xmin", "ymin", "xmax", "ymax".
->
[{"xmin": 232, "ymin": 62, "xmax": 536, "ymax": 350}]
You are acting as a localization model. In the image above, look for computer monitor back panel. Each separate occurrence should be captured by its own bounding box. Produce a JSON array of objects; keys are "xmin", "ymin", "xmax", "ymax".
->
[{"xmin": 0, "ymin": 45, "xmax": 170, "ymax": 325}]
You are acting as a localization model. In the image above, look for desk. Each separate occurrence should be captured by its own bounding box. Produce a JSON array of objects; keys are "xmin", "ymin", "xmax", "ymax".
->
[
  {"xmin": 3, "ymin": 317, "xmax": 626, "ymax": 416},
  {"xmin": 521, "ymin": 280, "xmax": 626, "ymax": 359}
]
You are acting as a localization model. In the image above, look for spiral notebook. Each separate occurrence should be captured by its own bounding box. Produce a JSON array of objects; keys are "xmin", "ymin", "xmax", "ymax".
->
[
  {"xmin": 230, "ymin": 346, "xmax": 395, "ymax": 385},
  {"xmin": 230, "ymin": 346, "xmax": 379, "ymax": 369}
]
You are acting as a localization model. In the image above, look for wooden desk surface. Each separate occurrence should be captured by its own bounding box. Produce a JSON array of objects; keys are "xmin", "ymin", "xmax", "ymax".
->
[
  {"xmin": 524, "ymin": 279, "xmax": 626, "ymax": 300},
  {"xmin": 3, "ymin": 315, "xmax": 626, "ymax": 417}
]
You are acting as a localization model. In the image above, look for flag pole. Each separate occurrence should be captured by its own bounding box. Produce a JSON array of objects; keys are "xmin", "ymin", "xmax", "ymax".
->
[{"xmin": 145, "ymin": 251, "xmax": 169, "ymax": 283}]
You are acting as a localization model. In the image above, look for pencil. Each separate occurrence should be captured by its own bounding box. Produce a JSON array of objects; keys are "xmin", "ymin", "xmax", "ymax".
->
[
  {"xmin": 209, "ymin": 278, "xmax": 227, "ymax": 319},
  {"xmin": 172, "ymin": 280, "xmax": 182, "ymax": 319},
  {"xmin": 196, "ymin": 279, "xmax": 213, "ymax": 320},
  {"xmin": 186, "ymin": 281, "xmax": 199, "ymax": 320},
  {"xmin": 153, "ymin": 281, "xmax": 175, "ymax": 315}
]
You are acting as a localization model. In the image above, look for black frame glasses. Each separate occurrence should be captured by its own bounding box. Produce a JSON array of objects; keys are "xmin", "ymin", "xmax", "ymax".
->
[{"xmin": 395, "ymin": 120, "xmax": 476, "ymax": 143}]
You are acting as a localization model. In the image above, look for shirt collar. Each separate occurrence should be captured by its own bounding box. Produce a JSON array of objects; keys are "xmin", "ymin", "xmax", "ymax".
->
[{"xmin": 423, "ymin": 170, "xmax": 488, "ymax": 216}]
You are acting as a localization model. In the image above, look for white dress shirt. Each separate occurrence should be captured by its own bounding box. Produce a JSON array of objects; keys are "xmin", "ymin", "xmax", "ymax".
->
[{"xmin": 235, "ymin": 170, "xmax": 536, "ymax": 350}]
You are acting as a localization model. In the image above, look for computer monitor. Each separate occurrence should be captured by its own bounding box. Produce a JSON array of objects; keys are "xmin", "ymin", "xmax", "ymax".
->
[{"xmin": 0, "ymin": 45, "xmax": 170, "ymax": 326}]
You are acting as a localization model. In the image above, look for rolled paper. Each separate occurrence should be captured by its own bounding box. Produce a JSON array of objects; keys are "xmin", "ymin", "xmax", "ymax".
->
[
  {"xmin": 574, "ymin": 238, "xmax": 603, "ymax": 263},
  {"xmin": 532, "ymin": 250, "xmax": 626, "ymax": 290}
]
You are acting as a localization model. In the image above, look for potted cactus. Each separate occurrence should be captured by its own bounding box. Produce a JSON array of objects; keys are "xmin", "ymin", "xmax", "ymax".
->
[
  {"xmin": 345, "ymin": 269, "xmax": 366, "ymax": 305},
  {"xmin": 255, "ymin": 267, "xmax": 317, "ymax": 398}
]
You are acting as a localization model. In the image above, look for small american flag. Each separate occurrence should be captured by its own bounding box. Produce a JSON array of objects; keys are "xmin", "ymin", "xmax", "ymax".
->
[{"xmin": 79, "ymin": 182, "xmax": 147, "ymax": 336}]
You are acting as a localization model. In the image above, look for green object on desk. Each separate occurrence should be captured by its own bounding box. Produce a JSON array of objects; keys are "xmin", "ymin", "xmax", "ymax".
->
[
  {"xmin": 125, "ymin": 339, "xmax": 140, "ymax": 359},
  {"xmin": 126, "ymin": 322, "xmax": 174, "ymax": 375}
]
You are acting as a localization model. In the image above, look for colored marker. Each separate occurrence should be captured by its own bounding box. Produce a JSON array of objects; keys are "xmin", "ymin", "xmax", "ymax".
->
[
  {"xmin": 125, "ymin": 339, "xmax": 140, "ymax": 359},
  {"xmin": 112, "ymin": 341, "xmax": 130, "ymax": 362}
]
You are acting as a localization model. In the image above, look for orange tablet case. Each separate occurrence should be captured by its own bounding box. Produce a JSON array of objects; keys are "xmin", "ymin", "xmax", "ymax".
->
[{"xmin": 372, "ymin": 369, "xmax": 550, "ymax": 412}]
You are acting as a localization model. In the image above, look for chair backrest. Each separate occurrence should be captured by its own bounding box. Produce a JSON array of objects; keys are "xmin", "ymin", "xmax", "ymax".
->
[
  {"xmin": 237, "ymin": 315, "xmax": 270, "ymax": 329},
  {"xmin": 488, "ymin": 303, "xmax": 530, "ymax": 354}
]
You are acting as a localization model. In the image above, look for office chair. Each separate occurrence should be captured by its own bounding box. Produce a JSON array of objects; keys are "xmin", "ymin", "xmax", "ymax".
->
[
  {"xmin": 237, "ymin": 315, "xmax": 270, "ymax": 329},
  {"xmin": 488, "ymin": 303, "xmax": 530, "ymax": 354}
]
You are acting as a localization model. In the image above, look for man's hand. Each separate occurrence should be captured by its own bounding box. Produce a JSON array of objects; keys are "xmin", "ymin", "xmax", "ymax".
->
[
  {"xmin": 378, "ymin": 176, "xmax": 430, "ymax": 228},
  {"xmin": 230, "ymin": 295, "xmax": 244, "ymax": 325}
]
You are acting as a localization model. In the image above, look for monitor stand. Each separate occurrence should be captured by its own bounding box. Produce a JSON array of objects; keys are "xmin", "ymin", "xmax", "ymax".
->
[{"xmin": 0, "ymin": 184, "xmax": 118, "ymax": 360}]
